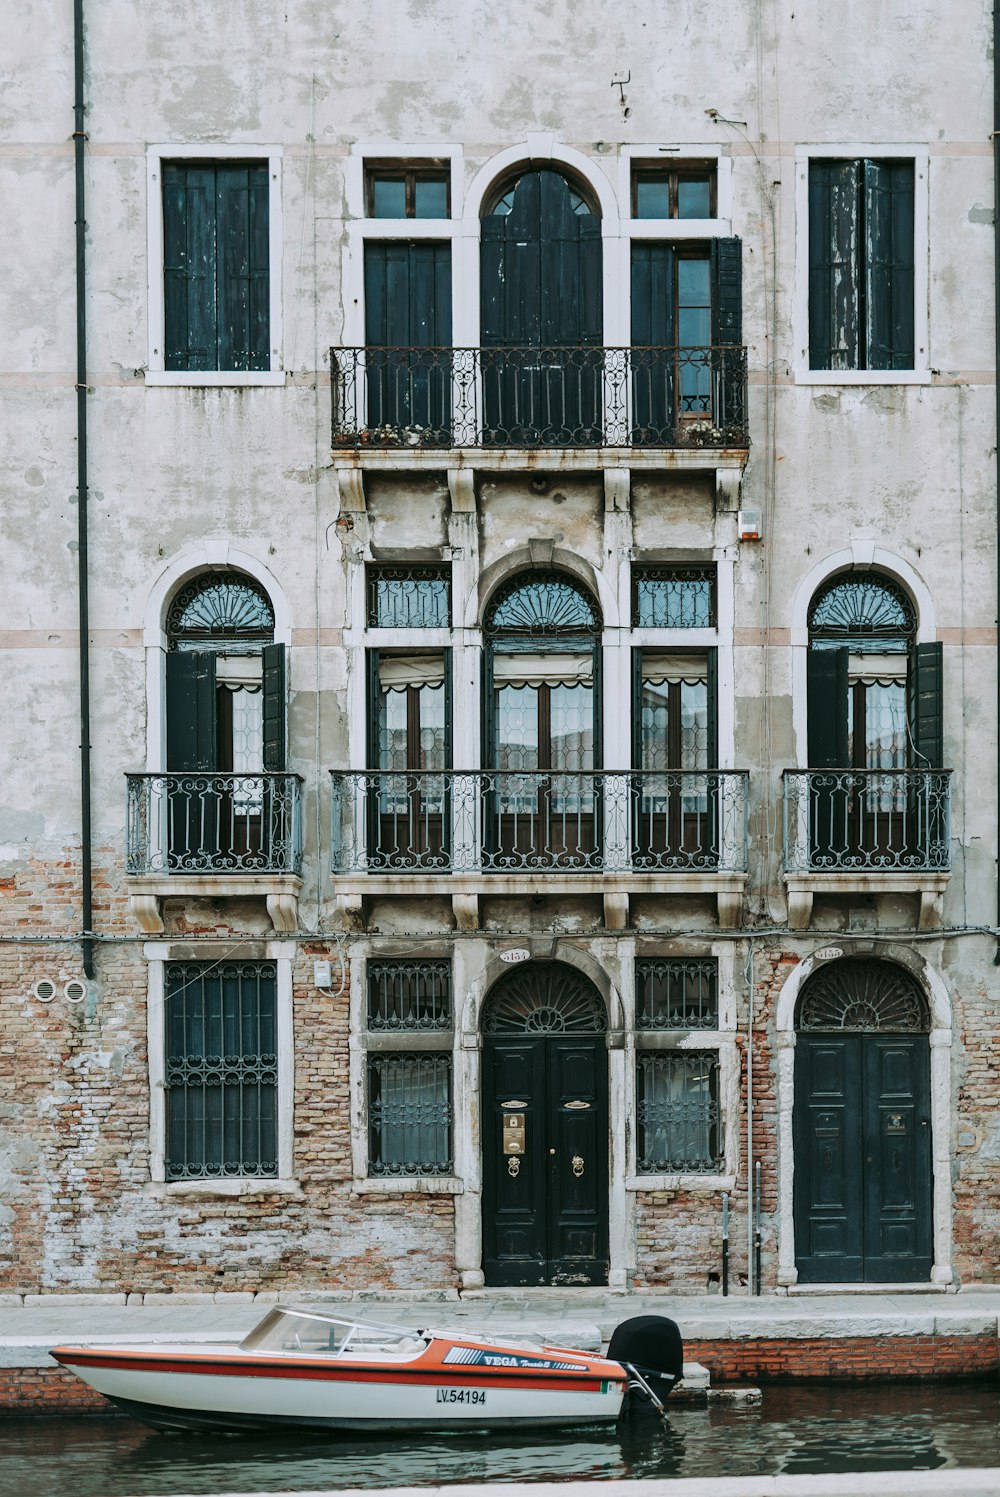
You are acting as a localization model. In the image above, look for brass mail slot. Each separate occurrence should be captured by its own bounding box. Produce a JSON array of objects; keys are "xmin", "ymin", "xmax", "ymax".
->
[{"xmin": 503, "ymin": 1113, "xmax": 526, "ymax": 1155}]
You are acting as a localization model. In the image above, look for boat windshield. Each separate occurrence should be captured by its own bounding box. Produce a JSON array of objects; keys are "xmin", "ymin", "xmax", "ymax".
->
[{"xmin": 240, "ymin": 1308, "xmax": 427, "ymax": 1359}]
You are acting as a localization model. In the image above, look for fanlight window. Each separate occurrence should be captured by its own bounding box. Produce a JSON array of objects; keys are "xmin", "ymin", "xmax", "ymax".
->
[
  {"xmin": 797, "ymin": 958, "xmax": 928, "ymax": 1033},
  {"xmin": 482, "ymin": 962, "xmax": 607, "ymax": 1035},
  {"xmin": 808, "ymin": 573, "xmax": 915, "ymax": 651},
  {"xmin": 167, "ymin": 571, "xmax": 275, "ymax": 652},
  {"xmin": 487, "ymin": 174, "xmax": 596, "ymax": 218},
  {"xmin": 486, "ymin": 574, "xmax": 601, "ymax": 638}
]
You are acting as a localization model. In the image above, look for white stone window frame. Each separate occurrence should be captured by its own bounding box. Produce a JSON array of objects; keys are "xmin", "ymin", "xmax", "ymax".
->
[
  {"xmin": 793, "ymin": 144, "xmax": 930, "ymax": 386},
  {"xmin": 145, "ymin": 144, "xmax": 285, "ymax": 387},
  {"xmin": 625, "ymin": 943, "xmax": 740, "ymax": 1191},
  {"xmin": 348, "ymin": 948, "xmax": 463, "ymax": 1196},
  {"xmin": 144, "ymin": 940, "xmax": 299, "ymax": 1196}
]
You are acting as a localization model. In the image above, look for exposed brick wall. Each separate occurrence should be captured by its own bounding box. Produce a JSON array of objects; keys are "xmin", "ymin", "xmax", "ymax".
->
[
  {"xmin": 0, "ymin": 1365, "xmax": 110, "ymax": 1414},
  {"xmin": 686, "ymin": 1334, "xmax": 1000, "ymax": 1382}
]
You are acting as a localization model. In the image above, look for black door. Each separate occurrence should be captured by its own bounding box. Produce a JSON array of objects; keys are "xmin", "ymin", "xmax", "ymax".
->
[
  {"xmin": 483, "ymin": 1033, "xmax": 609, "ymax": 1286},
  {"xmin": 794, "ymin": 1033, "xmax": 932, "ymax": 1282},
  {"xmin": 364, "ymin": 241, "xmax": 452, "ymax": 441},
  {"xmin": 480, "ymin": 169, "xmax": 602, "ymax": 443}
]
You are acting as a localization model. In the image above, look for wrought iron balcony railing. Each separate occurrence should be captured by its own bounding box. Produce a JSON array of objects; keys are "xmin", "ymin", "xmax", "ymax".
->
[
  {"xmin": 126, "ymin": 773, "xmax": 304, "ymax": 876},
  {"xmin": 782, "ymin": 769, "xmax": 952, "ymax": 874},
  {"xmin": 330, "ymin": 770, "xmax": 749, "ymax": 876},
  {"xmin": 331, "ymin": 345, "xmax": 748, "ymax": 450}
]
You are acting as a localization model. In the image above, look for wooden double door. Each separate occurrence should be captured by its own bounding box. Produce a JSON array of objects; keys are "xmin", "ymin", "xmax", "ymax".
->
[
  {"xmin": 793, "ymin": 1033, "xmax": 932, "ymax": 1282},
  {"xmin": 482, "ymin": 1033, "xmax": 608, "ymax": 1287}
]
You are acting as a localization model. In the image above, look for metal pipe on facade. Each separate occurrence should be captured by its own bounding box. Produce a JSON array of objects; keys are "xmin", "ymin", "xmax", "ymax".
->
[
  {"xmin": 994, "ymin": 2, "xmax": 1000, "ymax": 964},
  {"xmin": 745, "ymin": 939, "xmax": 755, "ymax": 1292},
  {"xmin": 73, "ymin": 0, "xmax": 94, "ymax": 980}
]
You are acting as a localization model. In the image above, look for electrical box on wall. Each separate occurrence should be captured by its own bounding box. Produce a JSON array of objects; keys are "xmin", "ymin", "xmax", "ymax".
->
[
  {"xmin": 314, "ymin": 960, "xmax": 333, "ymax": 988},
  {"xmin": 738, "ymin": 509, "xmax": 762, "ymax": 541}
]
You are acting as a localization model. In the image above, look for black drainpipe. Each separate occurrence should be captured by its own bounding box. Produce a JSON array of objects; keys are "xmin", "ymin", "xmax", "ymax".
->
[
  {"xmin": 73, "ymin": 0, "xmax": 94, "ymax": 980},
  {"xmin": 994, "ymin": 2, "xmax": 1000, "ymax": 963}
]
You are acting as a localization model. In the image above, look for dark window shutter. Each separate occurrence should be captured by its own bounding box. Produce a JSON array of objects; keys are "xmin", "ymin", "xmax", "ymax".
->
[
  {"xmin": 909, "ymin": 641, "xmax": 943, "ymax": 768},
  {"xmin": 711, "ymin": 238, "xmax": 742, "ymax": 346},
  {"xmin": 442, "ymin": 648, "xmax": 453, "ymax": 765},
  {"xmin": 809, "ymin": 160, "xmax": 860, "ymax": 370},
  {"xmin": 705, "ymin": 647, "xmax": 719, "ymax": 767},
  {"xmin": 631, "ymin": 647, "xmax": 645, "ymax": 769},
  {"xmin": 864, "ymin": 159, "xmax": 914, "ymax": 371},
  {"xmin": 364, "ymin": 243, "xmax": 452, "ymax": 430},
  {"xmin": 163, "ymin": 163, "xmax": 269, "ymax": 373},
  {"xmin": 631, "ymin": 245, "xmax": 675, "ymax": 437},
  {"xmin": 807, "ymin": 648, "xmax": 849, "ymax": 767},
  {"xmin": 366, "ymin": 649, "xmax": 381, "ymax": 768},
  {"xmin": 165, "ymin": 652, "xmax": 217, "ymax": 771},
  {"xmin": 262, "ymin": 643, "xmax": 286, "ymax": 772}
]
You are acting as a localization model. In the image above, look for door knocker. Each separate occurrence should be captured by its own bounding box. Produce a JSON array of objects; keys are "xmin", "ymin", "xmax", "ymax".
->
[
  {"xmin": 571, "ymin": 1154, "xmax": 585, "ymax": 1178},
  {"xmin": 508, "ymin": 1156, "xmax": 520, "ymax": 1177}
]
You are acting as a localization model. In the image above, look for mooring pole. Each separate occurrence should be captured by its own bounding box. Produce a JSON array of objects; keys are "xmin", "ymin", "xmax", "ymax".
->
[{"xmin": 721, "ymin": 1191, "xmax": 730, "ymax": 1297}]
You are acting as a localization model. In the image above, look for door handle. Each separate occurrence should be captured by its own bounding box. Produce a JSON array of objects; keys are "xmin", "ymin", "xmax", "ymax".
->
[{"xmin": 572, "ymin": 1154, "xmax": 585, "ymax": 1178}]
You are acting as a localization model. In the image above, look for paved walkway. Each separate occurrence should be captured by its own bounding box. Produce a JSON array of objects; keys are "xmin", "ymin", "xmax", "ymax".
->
[{"xmin": 2, "ymin": 1285, "xmax": 999, "ymax": 1363}]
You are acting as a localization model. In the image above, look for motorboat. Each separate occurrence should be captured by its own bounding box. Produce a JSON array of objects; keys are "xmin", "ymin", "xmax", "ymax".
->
[{"xmin": 51, "ymin": 1304, "xmax": 683, "ymax": 1434}]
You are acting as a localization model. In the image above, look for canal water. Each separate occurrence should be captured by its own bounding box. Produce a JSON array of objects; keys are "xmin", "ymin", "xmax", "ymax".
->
[{"xmin": 1, "ymin": 1382, "xmax": 999, "ymax": 1494}]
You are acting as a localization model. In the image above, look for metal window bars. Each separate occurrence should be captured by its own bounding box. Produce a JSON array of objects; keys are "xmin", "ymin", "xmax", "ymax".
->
[
  {"xmin": 367, "ymin": 1053, "xmax": 453, "ymax": 1177},
  {"xmin": 635, "ymin": 1051, "xmax": 722, "ymax": 1174},
  {"xmin": 331, "ymin": 345, "xmax": 748, "ymax": 450},
  {"xmin": 636, "ymin": 958, "xmax": 719, "ymax": 1030}
]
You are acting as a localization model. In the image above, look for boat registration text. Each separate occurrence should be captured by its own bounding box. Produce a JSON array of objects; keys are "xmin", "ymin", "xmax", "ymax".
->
[{"xmin": 435, "ymin": 1388, "xmax": 486, "ymax": 1404}]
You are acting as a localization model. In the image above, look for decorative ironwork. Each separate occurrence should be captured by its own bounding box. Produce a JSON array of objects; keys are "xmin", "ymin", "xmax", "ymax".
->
[
  {"xmin": 808, "ymin": 573, "xmax": 915, "ymax": 642},
  {"xmin": 167, "ymin": 571, "xmax": 275, "ymax": 649},
  {"xmin": 781, "ymin": 768, "xmax": 952, "ymax": 872},
  {"xmin": 367, "ymin": 959, "xmax": 452, "ymax": 1031},
  {"xmin": 636, "ymin": 1051, "xmax": 721, "ymax": 1173},
  {"xmin": 633, "ymin": 567, "xmax": 717, "ymax": 629},
  {"xmin": 126, "ymin": 773, "xmax": 303, "ymax": 875},
  {"xmin": 636, "ymin": 958, "xmax": 719, "ymax": 1030},
  {"xmin": 486, "ymin": 573, "xmax": 601, "ymax": 637},
  {"xmin": 164, "ymin": 961, "xmax": 278, "ymax": 1180},
  {"xmin": 330, "ymin": 769, "xmax": 749, "ymax": 875},
  {"xmin": 330, "ymin": 345, "xmax": 749, "ymax": 451},
  {"xmin": 367, "ymin": 1053, "xmax": 453, "ymax": 1176},
  {"xmin": 366, "ymin": 566, "xmax": 451, "ymax": 629},
  {"xmin": 797, "ymin": 958, "xmax": 929, "ymax": 1033},
  {"xmin": 482, "ymin": 963, "xmax": 607, "ymax": 1035}
]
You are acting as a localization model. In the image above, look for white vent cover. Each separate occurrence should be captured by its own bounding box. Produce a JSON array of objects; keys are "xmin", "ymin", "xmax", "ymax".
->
[
  {"xmin": 33, "ymin": 979, "xmax": 57, "ymax": 1003},
  {"xmin": 64, "ymin": 979, "xmax": 87, "ymax": 1004}
]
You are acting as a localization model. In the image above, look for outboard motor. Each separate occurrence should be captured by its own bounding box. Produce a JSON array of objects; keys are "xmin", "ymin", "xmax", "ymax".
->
[{"xmin": 607, "ymin": 1314, "xmax": 684, "ymax": 1418}]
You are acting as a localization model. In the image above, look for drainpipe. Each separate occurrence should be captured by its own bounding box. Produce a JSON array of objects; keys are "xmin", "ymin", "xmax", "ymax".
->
[
  {"xmin": 745, "ymin": 939, "xmax": 755, "ymax": 1293},
  {"xmin": 73, "ymin": 0, "xmax": 94, "ymax": 980},
  {"xmin": 994, "ymin": 2, "xmax": 1000, "ymax": 964}
]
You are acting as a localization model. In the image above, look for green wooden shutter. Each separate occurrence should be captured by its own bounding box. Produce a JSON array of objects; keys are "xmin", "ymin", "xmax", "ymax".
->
[
  {"xmin": 631, "ymin": 647, "xmax": 645, "ymax": 769},
  {"xmin": 366, "ymin": 649, "xmax": 381, "ymax": 769},
  {"xmin": 442, "ymin": 648, "xmax": 453, "ymax": 765},
  {"xmin": 711, "ymin": 238, "xmax": 743, "ymax": 433},
  {"xmin": 705, "ymin": 647, "xmax": 719, "ymax": 767},
  {"xmin": 809, "ymin": 160, "xmax": 861, "ymax": 370},
  {"xmin": 262, "ymin": 643, "xmax": 286, "ymax": 772},
  {"xmin": 864, "ymin": 159, "xmax": 914, "ymax": 371},
  {"xmin": 163, "ymin": 164, "xmax": 269, "ymax": 373},
  {"xmin": 806, "ymin": 648, "xmax": 849, "ymax": 767},
  {"xmin": 164, "ymin": 165, "xmax": 217, "ymax": 372},
  {"xmin": 909, "ymin": 641, "xmax": 943, "ymax": 768},
  {"xmin": 630, "ymin": 244, "xmax": 675, "ymax": 437},
  {"xmin": 165, "ymin": 652, "xmax": 217, "ymax": 771}
]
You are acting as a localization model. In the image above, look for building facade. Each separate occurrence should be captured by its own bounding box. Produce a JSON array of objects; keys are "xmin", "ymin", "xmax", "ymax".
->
[{"xmin": 1, "ymin": 0, "xmax": 997, "ymax": 1295}]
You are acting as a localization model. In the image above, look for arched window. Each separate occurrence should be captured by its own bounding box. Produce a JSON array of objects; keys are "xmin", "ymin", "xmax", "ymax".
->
[
  {"xmin": 480, "ymin": 168, "xmax": 602, "ymax": 444},
  {"xmin": 165, "ymin": 570, "xmax": 285, "ymax": 778},
  {"xmin": 797, "ymin": 957, "xmax": 929, "ymax": 1032},
  {"xmin": 483, "ymin": 572, "xmax": 601, "ymax": 869},
  {"xmin": 481, "ymin": 961, "xmax": 607, "ymax": 1035}
]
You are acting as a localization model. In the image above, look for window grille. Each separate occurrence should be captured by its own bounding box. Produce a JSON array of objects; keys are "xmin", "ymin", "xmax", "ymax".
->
[
  {"xmin": 636, "ymin": 1051, "xmax": 721, "ymax": 1173},
  {"xmin": 481, "ymin": 963, "xmax": 607, "ymax": 1035},
  {"xmin": 366, "ymin": 566, "xmax": 451, "ymax": 629},
  {"xmin": 797, "ymin": 957, "xmax": 928, "ymax": 1033},
  {"xmin": 632, "ymin": 567, "xmax": 717, "ymax": 629},
  {"xmin": 167, "ymin": 570, "xmax": 275, "ymax": 651},
  {"xmin": 367, "ymin": 959, "xmax": 452, "ymax": 1031},
  {"xmin": 164, "ymin": 961, "xmax": 278, "ymax": 1180},
  {"xmin": 636, "ymin": 958, "xmax": 718, "ymax": 1029},
  {"xmin": 368, "ymin": 1054, "xmax": 453, "ymax": 1176}
]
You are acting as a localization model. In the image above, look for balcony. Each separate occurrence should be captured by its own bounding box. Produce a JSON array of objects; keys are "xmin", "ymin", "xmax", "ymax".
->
[
  {"xmin": 330, "ymin": 769, "xmax": 749, "ymax": 929},
  {"xmin": 125, "ymin": 773, "xmax": 304, "ymax": 934},
  {"xmin": 330, "ymin": 345, "xmax": 748, "ymax": 476},
  {"xmin": 781, "ymin": 768, "xmax": 952, "ymax": 930}
]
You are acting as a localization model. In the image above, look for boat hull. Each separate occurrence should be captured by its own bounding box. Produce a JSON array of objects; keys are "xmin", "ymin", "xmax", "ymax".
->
[{"xmin": 52, "ymin": 1348, "xmax": 626, "ymax": 1433}]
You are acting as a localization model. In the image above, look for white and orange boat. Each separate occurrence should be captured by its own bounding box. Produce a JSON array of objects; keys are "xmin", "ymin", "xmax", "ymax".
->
[{"xmin": 51, "ymin": 1305, "xmax": 683, "ymax": 1434}]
